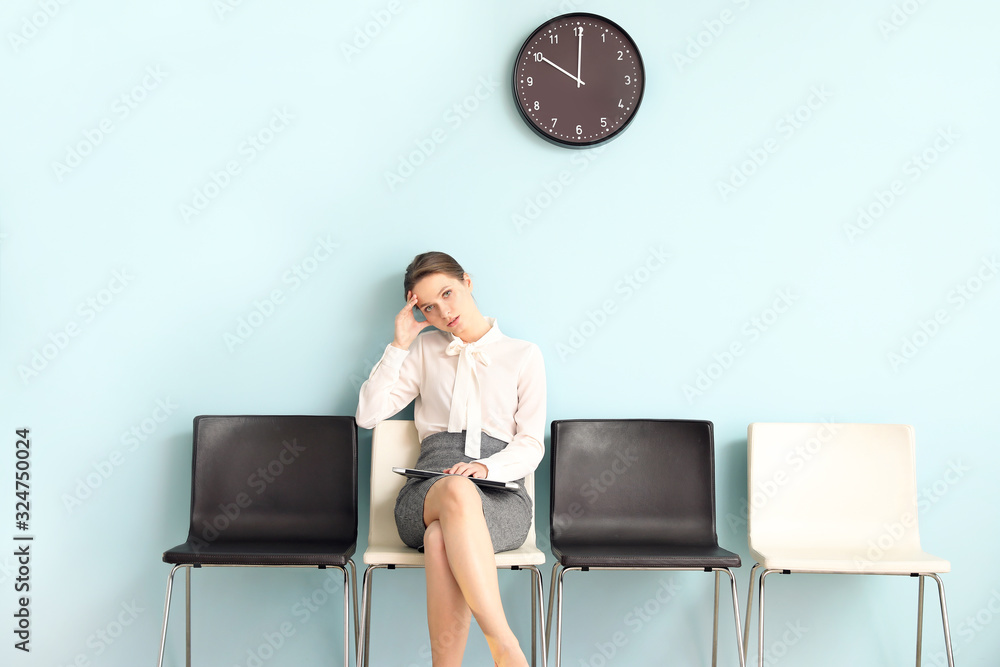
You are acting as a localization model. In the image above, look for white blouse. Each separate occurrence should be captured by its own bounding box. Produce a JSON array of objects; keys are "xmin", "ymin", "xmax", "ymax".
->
[{"xmin": 355, "ymin": 318, "xmax": 546, "ymax": 482}]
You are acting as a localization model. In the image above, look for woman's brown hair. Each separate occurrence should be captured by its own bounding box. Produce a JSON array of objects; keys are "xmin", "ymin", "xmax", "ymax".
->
[{"xmin": 403, "ymin": 252, "xmax": 466, "ymax": 299}]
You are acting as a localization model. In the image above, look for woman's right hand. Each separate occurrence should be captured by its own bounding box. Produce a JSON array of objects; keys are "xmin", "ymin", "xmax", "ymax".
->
[{"xmin": 391, "ymin": 292, "xmax": 431, "ymax": 350}]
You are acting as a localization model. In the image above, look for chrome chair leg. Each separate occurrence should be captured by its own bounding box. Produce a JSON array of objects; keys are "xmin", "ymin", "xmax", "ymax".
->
[
  {"xmin": 916, "ymin": 575, "xmax": 925, "ymax": 666},
  {"xmin": 757, "ymin": 569, "xmax": 777, "ymax": 667},
  {"xmin": 522, "ymin": 565, "xmax": 548, "ymax": 667},
  {"xmin": 531, "ymin": 566, "xmax": 549, "ymax": 667},
  {"xmin": 331, "ymin": 562, "xmax": 359, "ymax": 667},
  {"xmin": 344, "ymin": 558, "xmax": 358, "ymax": 653},
  {"xmin": 545, "ymin": 561, "xmax": 560, "ymax": 651},
  {"xmin": 185, "ymin": 566, "xmax": 191, "ymax": 667},
  {"xmin": 927, "ymin": 573, "xmax": 955, "ymax": 667},
  {"xmin": 157, "ymin": 564, "xmax": 184, "ymax": 667},
  {"xmin": 720, "ymin": 568, "xmax": 747, "ymax": 667},
  {"xmin": 530, "ymin": 568, "xmax": 537, "ymax": 667},
  {"xmin": 554, "ymin": 566, "xmax": 578, "ymax": 667},
  {"xmin": 712, "ymin": 570, "xmax": 720, "ymax": 667},
  {"xmin": 339, "ymin": 566, "xmax": 349, "ymax": 667},
  {"xmin": 743, "ymin": 563, "xmax": 760, "ymax": 659},
  {"xmin": 346, "ymin": 559, "xmax": 360, "ymax": 653},
  {"xmin": 358, "ymin": 565, "xmax": 379, "ymax": 667}
]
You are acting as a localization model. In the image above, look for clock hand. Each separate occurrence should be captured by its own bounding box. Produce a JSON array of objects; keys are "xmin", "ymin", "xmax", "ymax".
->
[
  {"xmin": 576, "ymin": 28, "xmax": 582, "ymax": 89},
  {"xmin": 539, "ymin": 55, "xmax": 585, "ymax": 86}
]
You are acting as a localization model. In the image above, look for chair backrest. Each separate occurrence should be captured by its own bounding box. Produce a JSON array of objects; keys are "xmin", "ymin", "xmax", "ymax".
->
[
  {"xmin": 187, "ymin": 415, "xmax": 357, "ymax": 544},
  {"xmin": 368, "ymin": 421, "xmax": 537, "ymax": 549},
  {"xmin": 747, "ymin": 422, "xmax": 923, "ymax": 552},
  {"xmin": 549, "ymin": 419, "xmax": 719, "ymax": 548}
]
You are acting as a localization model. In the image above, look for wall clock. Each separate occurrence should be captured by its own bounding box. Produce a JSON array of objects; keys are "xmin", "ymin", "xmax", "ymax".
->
[{"xmin": 512, "ymin": 13, "xmax": 645, "ymax": 148}]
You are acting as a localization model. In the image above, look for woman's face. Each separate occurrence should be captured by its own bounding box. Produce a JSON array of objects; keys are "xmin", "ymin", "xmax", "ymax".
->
[{"xmin": 410, "ymin": 272, "xmax": 478, "ymax": 336}]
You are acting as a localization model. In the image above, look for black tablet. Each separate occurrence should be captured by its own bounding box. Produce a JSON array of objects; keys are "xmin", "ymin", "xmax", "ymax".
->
[{"xmin": 392, "ymin": 467, "xmax": 520, "ymax": 491}]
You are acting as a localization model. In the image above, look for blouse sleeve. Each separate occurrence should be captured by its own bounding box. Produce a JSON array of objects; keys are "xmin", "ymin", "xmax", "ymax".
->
[
  {"xmin": 355, "ymin": 341, "xmax": 421, "ymax": 429},
  {"xmin": 473, "ymin": 343, "xmax": 546, "ymax": 482}
]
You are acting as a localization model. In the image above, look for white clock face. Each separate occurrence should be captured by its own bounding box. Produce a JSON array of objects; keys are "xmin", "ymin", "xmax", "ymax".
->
[{"xmin": 513, "ymin": 14, "xmax": 644, "ymax": 147}]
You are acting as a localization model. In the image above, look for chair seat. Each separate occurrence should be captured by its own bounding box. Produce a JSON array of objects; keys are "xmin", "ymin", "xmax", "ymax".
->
[
  {"xmin": 363, "ymin": 542, "xmax": 546, "ymax": 567},
  {"xmin": 750, "ymin": 545, "xmax": 950, "ymax": 575},
  {"xmin": 553, "ymin": 543, "xmax": 741, "ymax": 569},
  {"xmin": 163, "ymin": 539, "xmax": 356, "ymax": 567}
]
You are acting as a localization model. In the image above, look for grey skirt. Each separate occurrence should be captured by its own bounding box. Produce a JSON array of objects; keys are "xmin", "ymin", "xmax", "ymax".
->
[{"xmin": 394, "ymin": 431, "xmax": 533, "ymax": 553}]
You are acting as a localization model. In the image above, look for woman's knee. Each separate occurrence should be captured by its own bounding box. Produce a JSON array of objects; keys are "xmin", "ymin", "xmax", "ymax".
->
[{"xmin": 428, "ymin": 476, "xmax": 482, "ymax": 519}]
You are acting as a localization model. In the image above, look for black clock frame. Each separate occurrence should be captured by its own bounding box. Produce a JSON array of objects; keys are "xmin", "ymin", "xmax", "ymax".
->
[{"xmin": 511, "ymin": 12, "xmax": 645, "ymax": 148}]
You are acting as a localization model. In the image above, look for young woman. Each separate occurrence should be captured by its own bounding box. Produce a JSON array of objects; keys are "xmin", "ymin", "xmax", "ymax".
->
[{"xmin": 356, "ymin": 251, "xmax": 546, "ymax": 667}]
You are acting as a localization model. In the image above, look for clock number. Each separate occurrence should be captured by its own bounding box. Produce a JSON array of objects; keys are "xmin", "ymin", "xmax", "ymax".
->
[
  {"xmin": 533, "ymin": 52, "xmax": 543, "ymax": 62},
  {"xmin": 575, "ymin": 125, "xmax": 583, "ymax": 136},
  {"xmin": 551, "ymin": 118, "xmax": 558, "ymax": 128},
  {"xmin": 574, "ymin": 27, "xmax": 583, "ymax": 37},
  {"xmin": 533, "ymin": 101, "xmax": 540, "ymax": 111},
  {"xmin": 625, "ymin": 75, "xmax": 631, "ymax": 85},
  {"xmin": 549, "ymin": 34, "xmax": 558, "ymax": 44},
  {"xmin": 601, "ymin": 32, "xmax": 606, "ymax": 43},
  {"xmin": 600, "ymin": 118, "xmax": 607, "ymax": 128},
  {"xmin": 526, "ymin": 76, "xmax": 533, "ymax": 86},
  {"xmin": 618, "ymin": 51, "xmax": 623, "ymax": 61},
  {"xmin": 618, "ymin": 99, "xmax": 624, "ymax": 108}
]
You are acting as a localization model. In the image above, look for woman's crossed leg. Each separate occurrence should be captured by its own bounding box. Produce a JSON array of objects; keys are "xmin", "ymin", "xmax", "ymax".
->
[{"xmin": 422, "ymin": 476, "xmax": 529, "ymax": 667}]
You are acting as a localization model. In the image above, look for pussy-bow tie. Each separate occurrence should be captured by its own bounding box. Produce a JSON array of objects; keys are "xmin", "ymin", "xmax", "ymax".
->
[{"xmin": 445, "ymin": 338, "xmax": 492, "ymax": 459}]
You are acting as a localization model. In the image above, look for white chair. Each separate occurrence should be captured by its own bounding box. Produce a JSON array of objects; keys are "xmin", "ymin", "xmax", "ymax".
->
[
  {"xmin": 743, "ymin": 423, "xmax": 955, "ymax": 666},
  {"xmin": 358, "ymin": 420, "xmax": 547, "ymax": 667}
]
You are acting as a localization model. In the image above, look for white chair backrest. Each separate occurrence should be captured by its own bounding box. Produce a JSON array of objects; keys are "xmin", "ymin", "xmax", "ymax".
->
[
  {"xmin": 369, "ymin": 420, "xmax": 537, "ymax": 549},
  {"xmin": 369, "ymin": 420, "xmax": 420, "ymax": 549},
  {"xmin": 747, "ymin": 423, "xmax": 923, "ymax": 552}
]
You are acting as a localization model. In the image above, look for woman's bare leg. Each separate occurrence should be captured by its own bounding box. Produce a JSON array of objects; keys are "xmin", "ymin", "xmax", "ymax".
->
[
  {"xmin": 423, "ymin": 476, "xmax": 528, "ymax": 667},
  {"xmin": 423, "ymin": 520, "xmax": 471, "ymax": 666}
]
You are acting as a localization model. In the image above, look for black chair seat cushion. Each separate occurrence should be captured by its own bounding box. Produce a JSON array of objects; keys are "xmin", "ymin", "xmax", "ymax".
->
[
  {"xmin": 163, "ymin": 539, "xmax": 356, "ymax": 567},
  {"xmin": 552, "ymin": 542, "xmax": 740, "ymax": 569}
]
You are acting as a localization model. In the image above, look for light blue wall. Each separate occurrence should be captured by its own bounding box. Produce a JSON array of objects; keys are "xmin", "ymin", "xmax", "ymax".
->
[{"xmin": 2, "ymin": 0, "xmax": 998, "ymax": 665}]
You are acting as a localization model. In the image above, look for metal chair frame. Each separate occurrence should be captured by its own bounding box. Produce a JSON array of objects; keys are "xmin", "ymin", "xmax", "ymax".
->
[
  {"xmin": 157, "ymin": 562, "xmax": 359, "ymax": 667},
  {"xmin": 547, "ymin": 564, "xmax": 745, "ymax": 667},
  {"xmin": 743, "ymin": 564, "xmax": 955, "ymax": 667},
  {"xmin": 359, "ymin": 562, "xmax": 546, "ymax": 666}
]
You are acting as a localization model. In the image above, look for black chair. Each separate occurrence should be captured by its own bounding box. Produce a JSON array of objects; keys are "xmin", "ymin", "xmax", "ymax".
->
[
  {"xmin": 547, "ymin": 419, "xmax": 746, "ymax": 667},
  {"xmin": 156, "ymin": 415, "xmax": 359, "ymax": 667}
]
